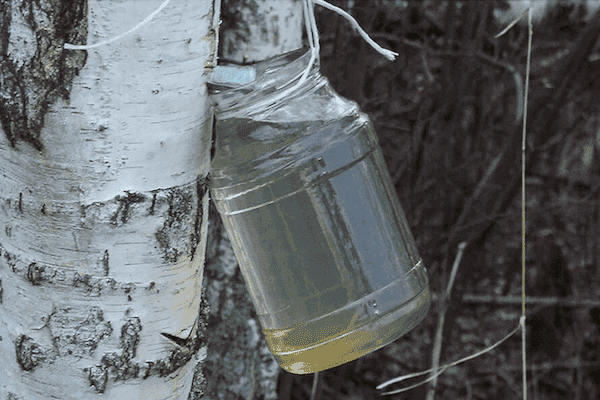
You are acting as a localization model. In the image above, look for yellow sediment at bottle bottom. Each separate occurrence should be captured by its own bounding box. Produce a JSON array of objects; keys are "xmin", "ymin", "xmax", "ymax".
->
[{"xmin": 264, "ymin": 288, "xmax": 430, "ymax": 374}]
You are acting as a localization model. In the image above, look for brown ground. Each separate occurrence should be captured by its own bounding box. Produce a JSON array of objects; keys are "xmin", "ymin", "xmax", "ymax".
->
[{"xmin": 278, "ymin": 1, "xmax": 600, "ymax": 399}]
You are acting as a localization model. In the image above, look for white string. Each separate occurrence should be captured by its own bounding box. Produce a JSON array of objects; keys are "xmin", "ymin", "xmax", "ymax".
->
[
  {"xmin": 494, "ymin": 7, "xmax": 530, "ymax": 38},
  {"xmin": 378, "ymin": 7, "xmax": 534, "ymax": 397},
  {"xmin": 251, "ymin": 0, "xmax": 397, "ymax": 109},
  {"xmin": 64, "ymin": 0, "xmax": 172, "ymax": 50},
  {"xmin": 247, "ymin": 0, "xmax": 320, "ymax": 111},
  {"xmin": 377, "ymin": 316, "xmax": 525, "ymax": 395},
  {"xmin": 521, "ymin": 8, "xmax": 533, "ymax": 400},
  {"xmin": 314, "ymin": 0, "xmax": 398, "ymax": 61}
]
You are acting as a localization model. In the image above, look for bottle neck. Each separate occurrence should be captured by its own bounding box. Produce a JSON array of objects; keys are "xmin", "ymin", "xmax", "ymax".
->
[{"xmin": 210, "ymin": 49, "xmax": 326, "ymax": 118}]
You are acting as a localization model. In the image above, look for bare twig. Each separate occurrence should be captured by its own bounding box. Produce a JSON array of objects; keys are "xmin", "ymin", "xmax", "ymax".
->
[
  {"xmin": 421, "ymin": 52, "xmax": 435, "ymax": 83},
  {"xmin": 425, "ymin": 242, "xmax": 467, "ymax": 400},
  {"xmin": 454, "ymin": 294, "xmax": 600, "ymax": 308},
  {"xmin": 378, "ymin": 319, "xmax": 522, "ymax": 395},
  {"xmin": 521, "ymin": 10, "xmax": 533, "ymax": 400},
  {"xmin": 310, "ymin": 371, "xmax": 320, "ymax": 400},
  {"xmin": 476, "ymin": 360, "xmax": 600, "ymax": 375}
]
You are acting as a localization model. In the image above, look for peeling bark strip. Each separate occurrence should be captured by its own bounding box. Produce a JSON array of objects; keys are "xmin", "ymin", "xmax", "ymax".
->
[
  {"xmin": 190, "ymin": 176, "xmax": 209, "ymax": 261},
  {"xmin": 0, "ymin": 0, "xmax": 88, "ymax": 150}
]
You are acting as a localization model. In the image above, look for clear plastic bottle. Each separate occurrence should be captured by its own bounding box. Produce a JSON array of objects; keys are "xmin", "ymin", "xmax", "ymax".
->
[{"xmin": 208, "ymin": 49, "xmax": 430, "ymax": 374}]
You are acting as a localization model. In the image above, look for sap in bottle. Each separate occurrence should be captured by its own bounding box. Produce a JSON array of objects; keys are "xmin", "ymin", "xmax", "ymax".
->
[{"xmin": 208, "ymin": 49, "xmax": 430, "ymax": 374}]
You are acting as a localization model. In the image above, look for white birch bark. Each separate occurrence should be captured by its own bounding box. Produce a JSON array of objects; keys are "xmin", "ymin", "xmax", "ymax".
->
[
  {"xmin": 0, "ymin": 1, "xmax": 218, "ymax": 399},
  {"xmin": 219, "ymin": 0, "xmax": 303, "ymax": 64}
]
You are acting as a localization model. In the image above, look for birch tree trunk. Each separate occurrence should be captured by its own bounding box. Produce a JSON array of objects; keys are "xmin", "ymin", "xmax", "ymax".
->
[
  {"xmin": 0, "ymin": 1, "xmax": 217, "ymax": 399},
  {"xmin": 201, "ymin": 1, "xmax": 303, "ymax": 399},
  {"xmin": 219, "ymin": 0, "xmax": 304, "ymax": 63}
]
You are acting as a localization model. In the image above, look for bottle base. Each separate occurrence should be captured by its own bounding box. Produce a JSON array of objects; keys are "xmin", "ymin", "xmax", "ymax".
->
[{"xmin": 266, "ymin": 285, "xmax": 430, "ymax": 374}]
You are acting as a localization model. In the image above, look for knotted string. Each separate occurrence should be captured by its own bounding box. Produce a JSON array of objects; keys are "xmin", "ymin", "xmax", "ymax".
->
[{"xmin": 253, "ymin": 0, "xmax": 398, "ymax": 108}]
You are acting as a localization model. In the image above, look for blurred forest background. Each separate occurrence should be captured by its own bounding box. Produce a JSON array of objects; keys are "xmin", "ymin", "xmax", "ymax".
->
[{"xmin": 276, "ymin": 1, "xmax": 600, "ymax": 399}]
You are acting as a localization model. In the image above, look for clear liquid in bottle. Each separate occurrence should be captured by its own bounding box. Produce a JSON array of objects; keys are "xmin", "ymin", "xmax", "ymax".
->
[{"xmin": 209, "ymin": 50, "xmax": 430, "ymax": 374}]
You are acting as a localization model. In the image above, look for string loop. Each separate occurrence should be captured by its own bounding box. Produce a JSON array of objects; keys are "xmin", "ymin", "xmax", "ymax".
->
[{"xmin": 263, "ymin": 0, "xmax": 397, "ymax": 109}]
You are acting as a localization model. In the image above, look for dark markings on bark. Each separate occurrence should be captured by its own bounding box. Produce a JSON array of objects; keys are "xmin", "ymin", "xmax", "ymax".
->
[
  {"xmin": 0, "ymin": 0, "xmax": 88, "ymax": 151},
  {"xmin": 48, "ymin": 306, "xmax": 113, "ymax": 357},
  {"xmin": 111, "ymin": 191, "xmax": 146, "ymax": 225},
  {"xmin": 15, "ymin": 335, "xmax": 45, "ymax": 371},
  {"xmin": 98, "ymin": 349, "xmax": 140, "ymax": 385},
  {"xmin": 122, "ymin": 283, "xmax": 134, "ymax": 297},
  {"xmin": 26, "ymin": 262, "xmax": 44, "ymax": 285},
  {"xmin": 17, "ymin": 193, "xmax": 22, "ymax": 214},
  {"xmin": 155, "ymin": 186, "xmax": 194, "ymax": 262},
  {"xmin": 86, "ymin": 302, "xmax": 208, "ymax": 392},
  {"xmin": 84, "ymin": 317, "xmax": 141, "ymax": 393},
  {"xmin": 41, "ymin": 203, "xmax": 46, "ymax": 215},
  {"xmin": 143, "ymin": 340, "xmax": 198, "ymax": 378},
  {"xmin": 148, "ymin": 192, "xmax": 157, "ymax": 215},
  {"xmin": 210, "ymin": 114, "xmax": 217, "ymax": 161},
  {"xmin": 0, "ymin": 249, "xmax": 138, "ymax": 294},
  {"xmin": 218, "ymin": 0, "xmax": 254, "ymax": 60},
  {"xmin": 101, "ymin": 249, "xmax": 109, "ymax": 276},
  {"xmin": 74, "ymin": 271, "xmax": 92, "ymax": 290},
  {"xmin": 79, "ymin": 182, "xmax": 203, "ymax": 263},
  {"xmin": 7, "ymin": 393, "xmax": 24, "ymax": 400},
  {"xmin": 3, "ymin": 247, "xmax": 16, "ymax": 272},
  {"xmin": 154, "ymin": 229, "xmax": 178, "ymax": 262},
  {"xmin": 190, "ymin": 175, "xmax": 209, "ymax": 261},
  {"xmin": 193, "ymin": 285, "xmax": 210, "ymax": 371},
  {"xmin": 86, "ymin": 365, "xmax": 108, "ymax": 394},
  {"xmin": 0, "ymin": 277, "xmax": 3, "ymax": 304},
  {"xmin": 84, "ymin": 317, "xmax": 142, "ymax": 393},
  {"xmin": 143, "ymin": 305, "xmax": 206, "ymax": 379},
  {"xmin": 120, "ymin": 317, "xmax": 142, "ymax": 359},
  {"xmin": 4, "ymin": 225, "xmax": 11, "ymax": 238},
  {"xmin": 204, "ymin": 193, "xmax": 222, "ymax": 265}
]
